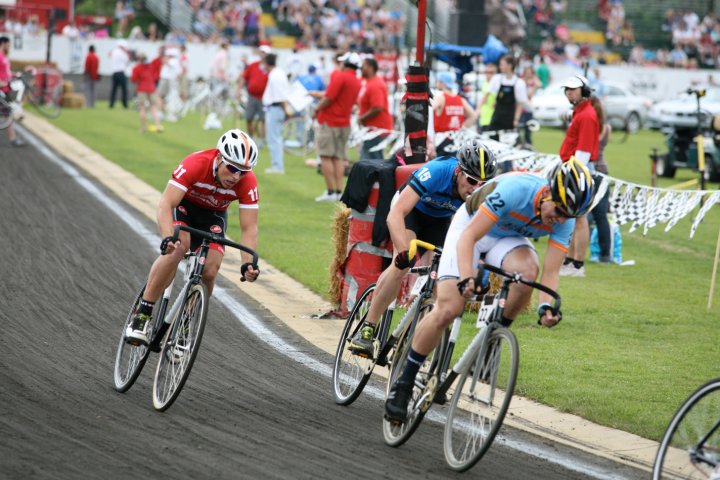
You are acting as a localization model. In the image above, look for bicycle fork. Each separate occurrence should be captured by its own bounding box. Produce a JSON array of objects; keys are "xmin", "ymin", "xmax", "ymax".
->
[{"xmin": 148, "ymin": 256, "xmax": 194, "ymax": 351}]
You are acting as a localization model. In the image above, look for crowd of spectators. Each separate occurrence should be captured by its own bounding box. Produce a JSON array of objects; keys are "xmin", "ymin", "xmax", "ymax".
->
[
  {"xmin": 271, "ymin": 0, "xmax": 404, "ymax": 52},
  {"xmin": 189, "ymin": 0, "xmax": 265, "ymax": 45}
]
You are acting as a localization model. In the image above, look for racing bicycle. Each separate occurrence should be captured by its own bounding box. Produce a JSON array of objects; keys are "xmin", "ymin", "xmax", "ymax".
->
[
  {"xmin": 113, "ymin": 224, "xmax": 259, "ymax": 411},
  {"xmin": 332, "ymin": 239, "xmax": 440, "ymax": 406},
  {"xmin": 652, "ymin": 377, "xmax": 720, "ymax": 479},
  {"xmin": 383, "ymin": 262, "xmax": 561, "ymax": 472}
]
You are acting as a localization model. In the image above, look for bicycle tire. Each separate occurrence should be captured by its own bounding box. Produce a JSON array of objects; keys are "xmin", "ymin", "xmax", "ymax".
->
[
  {"xmin": 332, "ymin": 283, "xmax": 380, "ymax": 406},
  {"xmin": 0, "ymin": 97, "xmax": 13, "ymax": 130},
  {"xmin": 652, "ymin": 377, "xmax": 720, "ymax": 479},
  {"xmin": 382, "ymin": 302, "xmax": 437, "ymax": 447},
  {"xmin": 113, "ymin": 285, "xmax": 154, "ymax": 392},
  {"xmin": 27, "ymin": 76, "xmax": 61, "ymax": 119},
  {"xmin": 444, "ymin": 327, "xmax": 519, "ymax": 471},
  {"xmin": 152, "ymin": 282, "xmax": 209, "ymax": 411}
]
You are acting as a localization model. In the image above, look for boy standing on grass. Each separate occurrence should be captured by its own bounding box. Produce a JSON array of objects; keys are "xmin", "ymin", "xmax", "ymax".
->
[{"xmin": 130, "ymin": 52, "xmax": 163, "ymax": 134}]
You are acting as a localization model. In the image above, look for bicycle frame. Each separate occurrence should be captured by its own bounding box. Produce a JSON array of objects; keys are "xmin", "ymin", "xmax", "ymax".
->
[{"xmin": 425, "ymin": 264, "xmax": 561, "ymax": 408}]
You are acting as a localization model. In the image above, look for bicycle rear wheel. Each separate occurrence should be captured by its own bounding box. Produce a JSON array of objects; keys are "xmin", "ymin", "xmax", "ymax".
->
[
  {"xmin": 653, "ymin": 377, "xmax": 720, "ymax": 479},
  {"xmin": 114, "ymin": 285, "xmax": 154, "ymax": 392},
  {"xmin": 444, "ymin": 327, "xmax": 519, "ymax": 471},
  {"xmin": 152, "ymin": 282, "xmax": 209, "ymax": 411},
  {"xmin": 382, "ymin": 302, "xmax": 437, "ymax": 447},
  {"xmin": 332, "ymin": 283, "xmax": 381, "ymax": 406}
]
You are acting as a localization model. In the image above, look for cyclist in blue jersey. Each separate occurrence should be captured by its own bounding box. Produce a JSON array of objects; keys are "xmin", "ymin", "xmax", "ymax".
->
[
  {"xmin": 349, "ymin": 140, "xmax": 498, "ymax": 356},
  {"xmin": 385, "ymin": 158, "xmax": 596, "ymax": 423}
]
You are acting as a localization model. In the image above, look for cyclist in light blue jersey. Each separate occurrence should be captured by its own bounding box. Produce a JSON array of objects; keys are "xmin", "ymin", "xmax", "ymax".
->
[
  {"xmin": 349, "ymin": 140, "xmax": 498, "ymax": 357},
  {"xmin": 385, "ymin": 158, "xmax": 596, "ymax": 423}
]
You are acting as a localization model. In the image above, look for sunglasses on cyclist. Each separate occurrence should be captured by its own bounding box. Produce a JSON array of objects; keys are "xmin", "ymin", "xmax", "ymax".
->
[
  {"xmin": 463, "ymin": 172, "xmax": 482, "ymax": 186},
  {"xmin": 222, "ymin": 160, "xmax": 249, "ymax": 175}
]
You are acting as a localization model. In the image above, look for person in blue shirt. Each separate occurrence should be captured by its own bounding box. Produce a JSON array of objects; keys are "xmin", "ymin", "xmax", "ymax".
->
[
  {"xmin": 297, "ymin": 65, "xmax": 325, "ymax": 93},
  {"xmin": 349, "ymin": 140, "xmax": 498, "ymax": 356},
  {"xmin": 385, "ymin": 158, "xmax": 597, "ymax": 423},
  {"xmin": 293, "ymin": 65, "xmax": 325, "ymax": 148}
]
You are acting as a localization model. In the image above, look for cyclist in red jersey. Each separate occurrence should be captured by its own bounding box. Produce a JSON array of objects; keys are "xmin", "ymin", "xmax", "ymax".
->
[{"xmin": 126, "ymin": 129, "xmax": 261, "ymax": 345}]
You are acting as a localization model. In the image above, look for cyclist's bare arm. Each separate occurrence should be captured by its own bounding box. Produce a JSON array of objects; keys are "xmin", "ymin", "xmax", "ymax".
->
[
  {"xmin": 536, "ymin": 244, "xmax": 565, "ymax": 327},
  {"xmin": 457, "ymin": 210, "xmax": 496, "ymax": 296},
  {"xmin": 157, "ymin": 183, "xmax": 186, "ymax": 255},
  {"xmin": 238, "ymin": 207, "xmax": 259, "ymax": 282},
  {"xmin": 386, "ymin": 187, "xmax": 421, "ymax": 253}
]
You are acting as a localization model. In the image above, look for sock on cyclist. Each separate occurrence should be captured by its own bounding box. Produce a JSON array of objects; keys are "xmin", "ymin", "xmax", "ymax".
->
[
  {"xmin": 398, "ymin": 348, "xmax": 427, "ymax": 385},
  {"xmin": 138, "ymin": 298, "xmax": 155, "ymax": 316},
  {"xmin": 500, "ymin": 316, "xmax": 514, "ymax": 327},
  {"xmin": 572, "ymin": 260, "xmax": 584, "ymax": 269},
  {"xmin": 562, "ymin": 257, "xmax": 573, "ymax": 266}
]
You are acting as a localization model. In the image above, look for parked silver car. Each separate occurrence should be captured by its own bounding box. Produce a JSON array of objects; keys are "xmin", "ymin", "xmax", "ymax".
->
[
  {"xmin": 533, "ymin": 81, "xmax": 652, "ymax": 131},
  {"xmin": 647, "ymin": 86, "xmax": 720, "ymax": 129}
]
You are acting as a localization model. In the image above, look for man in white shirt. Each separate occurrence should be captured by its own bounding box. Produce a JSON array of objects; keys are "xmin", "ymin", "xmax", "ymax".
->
[
  {"xmin": 262, "ymin": 53, "xmax": 290, "ymax": 174},
  {"xmin": 109, "ymin": 39, "xmax": 131, "ymax": 108},
  {"xmin": 157, "ymin": 48, "xmax": 181, "ymax": 120}
]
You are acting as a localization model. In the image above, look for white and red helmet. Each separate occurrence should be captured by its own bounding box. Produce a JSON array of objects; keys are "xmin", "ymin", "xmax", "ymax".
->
[{"xmin": 217, "ymin": 129, "xmax": 258, "ymax": 170}]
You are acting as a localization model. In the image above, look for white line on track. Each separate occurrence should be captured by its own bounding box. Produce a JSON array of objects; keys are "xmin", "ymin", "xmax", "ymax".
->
[{"xmin": 23, "ymin": 125, "xmax": 630, "ymax": 480}]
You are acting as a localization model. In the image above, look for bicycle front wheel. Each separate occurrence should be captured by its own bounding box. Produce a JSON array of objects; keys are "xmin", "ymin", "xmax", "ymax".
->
[
  {"xmin": 382, "ymin": 302, "xmax": 437, "ymax": 447},
  {"xmin": 26, "ymin": 72, "xmax": 61, "ymax": 118},
  {"xmin": 114, "ymin": 285, "xmax": 154, "ymax": 392},
  {"xmin": 152, "ymin": 282, "xmax": 209, "ymax": 411},
  {"xmin": 653, "ymin": 378, "xmax": 720, "ymax": 479},
  {"xmin": 0, "ymin": 97, "xmax": 13, "ymax": 130},
  {"xmin": 444, "ymin": 327, "xmax": 519, "ymax": 471},
  {"xmin": 332, "ymin": 283, "xmax": 380, "ymax": 406}
]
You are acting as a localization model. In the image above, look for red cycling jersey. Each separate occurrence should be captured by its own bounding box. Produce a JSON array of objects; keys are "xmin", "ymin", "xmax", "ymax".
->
[{"xmin": 168, "ymin": 148, "xmax": 259, "ymax": 211}]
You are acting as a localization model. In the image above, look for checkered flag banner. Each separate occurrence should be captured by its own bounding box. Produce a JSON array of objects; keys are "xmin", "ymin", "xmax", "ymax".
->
[{"xmin": 349, "ymin": 125, "xmax": 719, "ymax": 238}]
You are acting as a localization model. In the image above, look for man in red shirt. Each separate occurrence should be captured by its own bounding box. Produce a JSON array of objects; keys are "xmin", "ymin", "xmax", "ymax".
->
[
  {"xmin": 83, "ymin": 45, "xmax": 100, "ymax": 108},
  {"xmin": 357, "ymin": 57, "xmax": 394, "ymax": 160},
  {"xmin": 239, "ymin": 45, "xmax": 271, "ymax": 146},
  {"xmin": 312, "ymin": 51, "xmax": 362, "ymax": 202},
  {"xmin": 432, "ymin": 71, "xmax": 476, "ymax": 156},
  {"xmin": 130, "ymin": 53, "xmax": 163, "ymax": 133},
  {"xmin": 126, "ymin": 129, "xmax": 261, "ymax": 345},
  {"xmin": 558, "ymin": 74, "xmax": 600, "ymax": 278}
]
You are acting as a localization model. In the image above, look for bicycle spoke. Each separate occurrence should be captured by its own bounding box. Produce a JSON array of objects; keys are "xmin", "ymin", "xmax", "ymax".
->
[
  {"xmin": 654, "ymin": 378, "xmax": 720, "ymax": 479},
  {"xmin": 444, "ymin": 328, "xmax": 518, "ymax": 471}
]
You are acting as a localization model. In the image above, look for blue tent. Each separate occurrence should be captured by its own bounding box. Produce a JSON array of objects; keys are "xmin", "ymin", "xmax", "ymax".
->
[{"xmin": 428, "ymin": 35, "xmax": 508, "ymax": 75}]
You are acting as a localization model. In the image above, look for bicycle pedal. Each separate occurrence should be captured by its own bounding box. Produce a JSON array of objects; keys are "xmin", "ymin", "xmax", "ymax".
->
[{"xmin": 384, "ymin": 415, "xmax": 405, "ymax": 426}]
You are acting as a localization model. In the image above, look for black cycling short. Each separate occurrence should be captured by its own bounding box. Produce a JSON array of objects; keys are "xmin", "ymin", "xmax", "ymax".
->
[
  {"xmin": 173, "ymin": 198, "xmax": 228, "ymax": 254},
  {"xmin": 403, "ymin": 208, "xmax": 453, "ymax": 250}
]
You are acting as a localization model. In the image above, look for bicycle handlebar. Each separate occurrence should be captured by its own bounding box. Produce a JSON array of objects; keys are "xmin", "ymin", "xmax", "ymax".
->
[
  {"xmin": 408, "ymin": 239, "xmax": 442, "ymax": 261},
  {"xmin": 475, "ymin": 262, "xmax": 562, "ymax": 315},
  {"xmin": 172, "ymin": 225, "xmax": 260, "ymax": 273}
]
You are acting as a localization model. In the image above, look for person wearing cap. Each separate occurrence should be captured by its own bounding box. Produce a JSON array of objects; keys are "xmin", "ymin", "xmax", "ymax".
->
[
  {"xmin": 476, "ymin": 54, "xmax": 528, "ymax": 139},
  {"xmin": 312, "ymin": 51, "xmax": 362, "ymax": 202},
  {"xmin": 262, "ymin": 53, "xmax": 290, "ymax": 174},
  {"xmin": 557, "ymin": 74, "xmax": 601, "ymax": 278},
  {"xmin": 357, "ymin": 57, "xmax": 394, "ymax": 160},
  {"xmin": 124, "ymin": 128, "xmax": 261, "ymax": 346},
  {"xmin": 432, "ymin": 70, "xmax": 477, "ymax": 156},
  {"xmin": 239, "ymin": 45, "xmax": 271, "ymax": 148},
  {"xmin": 109, "ymin": 39, "xmax": 131, "ymax": 109},
  {"xmin": 296, "ymin": 65, "xmax": 326, "ymax": 148}
]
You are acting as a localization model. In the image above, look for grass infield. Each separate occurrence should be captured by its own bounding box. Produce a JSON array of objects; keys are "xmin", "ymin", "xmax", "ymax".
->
[{"xmin": 51, "ymin": 103, "xmax": 720, "ymax": 441}]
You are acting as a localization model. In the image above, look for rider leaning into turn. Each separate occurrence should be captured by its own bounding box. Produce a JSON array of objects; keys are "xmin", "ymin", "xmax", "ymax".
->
[
  {"xmin": 349, "ymin": 139, "xmax": 498, "ymax": 357},
  {"xmin": 385, "ymin": 158, "xmax": 597, "ymax": 423},
  {"xmin": 126, "ymin": 129, "xmax": 261, "ymax": 346}
]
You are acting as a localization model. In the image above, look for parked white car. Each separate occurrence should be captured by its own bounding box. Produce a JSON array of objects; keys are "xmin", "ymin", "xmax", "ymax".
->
[
  {"xmin": 647, "ymin": 86, "xmax": 720, "ymax": 129},
  {"xmin": 532, "ymin": 81, "xmax": 652, "ymax": 131}
]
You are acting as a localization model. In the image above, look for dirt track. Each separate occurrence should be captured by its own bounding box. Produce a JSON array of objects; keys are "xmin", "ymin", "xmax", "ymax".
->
[{"xmin": 0, "ymin": 133, "xmax": 647, "ymax": 479}]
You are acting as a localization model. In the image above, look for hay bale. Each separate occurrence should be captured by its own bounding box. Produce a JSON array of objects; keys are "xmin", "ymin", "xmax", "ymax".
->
[
  {"xmin": 465, "ymin": 272, "xmax": 531, "ymax": 314},
  {"xmin": 329, "ymin": 206, "xmax": 351, "ymax": 306},
  {"xmin": 61, "ymin": 92, "xmax": 85, "ymax": 109},
  {"xmin": 62, "ymin": 80, "xmax": 74, "ymax": 94}
]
